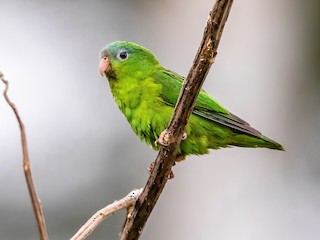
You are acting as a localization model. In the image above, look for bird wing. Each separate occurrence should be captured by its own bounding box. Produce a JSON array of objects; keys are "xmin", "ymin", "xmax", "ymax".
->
[{"xmin": 152, "ymin": 68, "xmax": 261, "ymax": 137}]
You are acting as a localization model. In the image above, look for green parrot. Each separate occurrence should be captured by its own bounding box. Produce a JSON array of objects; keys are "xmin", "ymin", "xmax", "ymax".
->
[{"xmin": 99, "ymin": 41, "xmax": 284, "ymax": 163}]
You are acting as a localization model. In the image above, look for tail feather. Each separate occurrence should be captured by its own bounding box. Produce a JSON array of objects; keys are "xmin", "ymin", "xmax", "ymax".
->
[
  {"xmin": 260, "ymin": 135, "xmax": 285, "ymax": 150},
  {"xmin": 229, "ymin": 134, "xmax": 284, "ymax": 151}
]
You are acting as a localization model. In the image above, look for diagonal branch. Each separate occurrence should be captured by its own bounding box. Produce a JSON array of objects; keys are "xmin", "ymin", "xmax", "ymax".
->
[
  {"xmin": 0, "ymin": 71, "xmax": 49, "ymax": 240},
  {"xmin": 70, "ymin": 188, "xmax": 143, "ymax": 240},
  {"xmin": 119, "ymin": 0, "xmax": 234, "ymax": 239}
]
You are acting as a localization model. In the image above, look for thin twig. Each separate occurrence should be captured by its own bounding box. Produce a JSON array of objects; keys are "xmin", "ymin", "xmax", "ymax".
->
[
  {"xmin": 0, "ymin": 71, "xmax": 49, "ymax": 240},
  {"xmin": 119, "ymin": 0, "xmax": 234, "ymax": 239},
  {"xmin": 70, "ymin": 188, "xmax": 143, "ymax": 240}
]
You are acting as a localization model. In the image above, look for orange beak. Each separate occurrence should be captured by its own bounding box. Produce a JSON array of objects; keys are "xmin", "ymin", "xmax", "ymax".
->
[{"xmin": 99, "ymin": 56, "xmax": 109, "ymax": 76}]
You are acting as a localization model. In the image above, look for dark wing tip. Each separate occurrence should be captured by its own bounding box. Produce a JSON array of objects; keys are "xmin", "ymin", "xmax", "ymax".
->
[
  {"xmin": 193, "ymin": 109, "xmax": 285, "ymax": 151},
  {"xmin": 193, "ymin": 109, "xmax": 262, "ymax": 138}
]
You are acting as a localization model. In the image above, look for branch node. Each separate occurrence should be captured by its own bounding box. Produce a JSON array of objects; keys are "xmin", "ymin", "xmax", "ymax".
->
[
  {"xmin": 71, "ymin": 188, "xmax": 143, "ymax": 240},
  {"xmin": 127, "ymin": 188, "xmax": 143, "ymax": 200}
]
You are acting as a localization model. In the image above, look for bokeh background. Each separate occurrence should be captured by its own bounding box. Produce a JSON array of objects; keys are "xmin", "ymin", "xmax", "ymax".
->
[{"xmin": 1, "ymin": 0, "xmax": 319, "ymax": 239}]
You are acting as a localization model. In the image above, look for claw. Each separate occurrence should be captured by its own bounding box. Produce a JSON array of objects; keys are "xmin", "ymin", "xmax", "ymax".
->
[
  {"xmin": 156, "ymin": 130, "xmax": 187, "ymax": 146},
  {"xmin": 156, "ymin": 129, "xmax": 171, "ymax": 146},
  {"xmin": 168, "ymin": 170, "xmax": 175, "ymax": 179},
  {"xmin": 182, "ymin": 132, "xmax": 187, "ymax": 140}
]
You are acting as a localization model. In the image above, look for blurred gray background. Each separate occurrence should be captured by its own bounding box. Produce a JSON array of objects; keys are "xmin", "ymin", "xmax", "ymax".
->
[{"xmin": 1, "ymin": 0, "xmax": 319, "ymax": 239}]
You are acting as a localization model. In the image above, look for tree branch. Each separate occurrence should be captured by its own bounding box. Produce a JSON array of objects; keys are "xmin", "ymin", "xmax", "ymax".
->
[
  {"xmin": 0, "ymin": 71, "xmax": 49, "ymax": 240},
  {"xmin": 119, "ymin": 0, "xmax": 234, "ymax": 239},
  {"xmin": 70, "ymin": 188, "xmax": 143, "ymax": 240}
]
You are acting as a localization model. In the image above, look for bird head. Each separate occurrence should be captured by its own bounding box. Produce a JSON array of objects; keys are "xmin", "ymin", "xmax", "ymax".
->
[{"xmin": 99, "ymin": 41, "xmax": 160, "ymax": 80}]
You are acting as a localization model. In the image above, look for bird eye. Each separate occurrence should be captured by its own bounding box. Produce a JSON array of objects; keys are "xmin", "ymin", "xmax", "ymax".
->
[{"xmin": 117, "ymin": 51, "xmax": 129, "ymax": 61}]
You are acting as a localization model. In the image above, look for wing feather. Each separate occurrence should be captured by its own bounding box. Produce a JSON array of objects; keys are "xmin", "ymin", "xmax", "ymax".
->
[{"xmin": 153, "ymin": 68, "xmax": 261, "ymax": 138}]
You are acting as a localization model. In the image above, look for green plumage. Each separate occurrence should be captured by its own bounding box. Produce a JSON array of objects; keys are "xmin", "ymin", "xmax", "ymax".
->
[{"xmin": 100, "ymin": 41, "xmax": 284, "ymax": 159}]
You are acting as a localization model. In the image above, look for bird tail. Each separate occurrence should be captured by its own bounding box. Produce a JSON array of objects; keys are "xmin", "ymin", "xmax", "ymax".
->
[
  {"xmin": 229, "ymin": 134, "xmax": 284, "ymax": 151},
  {"xmin": 259, "ymin": 135, "xmax": 284, "ymax": 150}
]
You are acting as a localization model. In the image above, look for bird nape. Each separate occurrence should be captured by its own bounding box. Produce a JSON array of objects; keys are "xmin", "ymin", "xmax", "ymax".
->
[{"xmin": 99, "ymin": 41, "xmax": 284, "ymax": 173}]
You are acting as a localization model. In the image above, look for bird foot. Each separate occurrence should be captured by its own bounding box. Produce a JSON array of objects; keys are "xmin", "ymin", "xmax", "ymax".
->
[
  {"xmin": 155, "ymin": 129, "xmax": 187, "ymax": 146},
  {"xmin": 156, "ymin": 129, "xmax": 171, "ymax": 146},
  {"xmin": 147, "ymin": 162, "xmax": 175, "ymax": 179}
]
